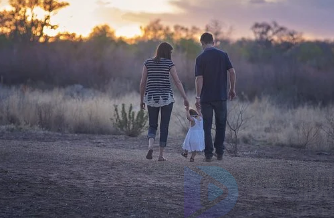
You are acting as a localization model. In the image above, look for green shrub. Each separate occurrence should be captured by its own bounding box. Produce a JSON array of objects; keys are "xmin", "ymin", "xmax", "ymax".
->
[{"xmin": 112, "ymin": 103, "xmax": 148, "ymax": 137}]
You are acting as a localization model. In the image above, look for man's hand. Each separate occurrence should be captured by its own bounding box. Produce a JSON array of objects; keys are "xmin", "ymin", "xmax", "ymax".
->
[
  {"xmin": 228, "ymin": 89, "xmax": 236, "ymax": 100},
  {"xmin": 140, "ymin": 102, "xmax": 146, "ymax": 110}
]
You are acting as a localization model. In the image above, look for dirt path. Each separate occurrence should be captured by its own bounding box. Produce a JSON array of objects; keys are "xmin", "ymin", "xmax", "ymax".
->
[{"xmin": 0, "ymin": 131, "xmax": 333, "ymax": 218}]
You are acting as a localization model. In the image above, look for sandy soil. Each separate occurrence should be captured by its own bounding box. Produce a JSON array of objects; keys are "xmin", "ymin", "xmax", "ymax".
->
[{"xmin": 0, "ymin": 130, "xmax": 333, "ymax": 218}]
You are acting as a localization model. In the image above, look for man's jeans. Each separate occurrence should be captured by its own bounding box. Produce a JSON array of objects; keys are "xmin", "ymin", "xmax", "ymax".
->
[
  {"xmin": 201, "ymin": 101, "xmax": 227, "ymax": 158},
  {"xmin": 147, "ymin": 103, "xmax": 173, "ymax": 147}
]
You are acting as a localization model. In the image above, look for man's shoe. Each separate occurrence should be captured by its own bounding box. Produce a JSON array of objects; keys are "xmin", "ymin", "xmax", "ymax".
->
[
  {"xmin": 217, "ymin": 154, "xmax": 223, "ymax": 161},
  {"xmin": 203, "ymin": 157, "xmax": 212, "ymax": 162}
]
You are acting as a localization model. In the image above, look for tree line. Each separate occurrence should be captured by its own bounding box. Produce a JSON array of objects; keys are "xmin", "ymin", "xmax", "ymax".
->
[{"xmin": 1, "ymin": 0, "xmax": 334, "ymax": 106}]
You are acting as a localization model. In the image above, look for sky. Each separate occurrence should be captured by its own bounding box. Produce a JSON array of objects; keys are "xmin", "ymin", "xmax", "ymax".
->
[{"xmin": 0, "ymin": 0, "xmax": 333, "ymax": 40}]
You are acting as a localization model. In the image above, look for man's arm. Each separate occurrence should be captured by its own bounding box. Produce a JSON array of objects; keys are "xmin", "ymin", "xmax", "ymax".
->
[
  {"xmin": 228, "ymin": 68, "xmax": 236, "ymax": 100},
  {"xmin": 195, "ymin": 76, "xmax": 203, "ymax": 98},
  {"xmin": 195, "ymin": 76, "xmax": 203, "ymax": 109},
  {"xmin": 195, "ymin": 56, "xmax": 204, "ymax": 109}
]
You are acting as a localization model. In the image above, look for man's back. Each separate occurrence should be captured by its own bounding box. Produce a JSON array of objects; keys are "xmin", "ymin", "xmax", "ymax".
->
[{"xmin": 195, "ymin": 47, "xmax": 233, "ymax": 103}]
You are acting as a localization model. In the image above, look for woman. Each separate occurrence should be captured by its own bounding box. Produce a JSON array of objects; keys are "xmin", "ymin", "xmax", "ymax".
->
[{"xmin": 140, "ymin": 42, "xmax": 189, "ymax": 161}]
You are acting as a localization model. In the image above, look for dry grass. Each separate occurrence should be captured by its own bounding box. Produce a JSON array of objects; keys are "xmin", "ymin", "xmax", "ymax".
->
[
  {"xmin": 0, "ymin": 86, "xmax": 333, "ymax": 151},
  {"xmin": 240, "ymin": 97, "xmax": 332, "ymax": 151},
  {"xmin": 0, "ymin": 86, "xmax": 138, "ymax": 134}
]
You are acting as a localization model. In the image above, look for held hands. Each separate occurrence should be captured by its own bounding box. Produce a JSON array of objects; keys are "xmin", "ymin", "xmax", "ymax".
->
[{"xmin": 195, "ymin": 98, "xmax": 201, "ymax": 110}]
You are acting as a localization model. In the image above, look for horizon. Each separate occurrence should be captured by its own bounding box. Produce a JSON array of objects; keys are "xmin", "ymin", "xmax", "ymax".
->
[{"xmin": 0, "ymin": 0, "xmax": 333, "ymax": 40}]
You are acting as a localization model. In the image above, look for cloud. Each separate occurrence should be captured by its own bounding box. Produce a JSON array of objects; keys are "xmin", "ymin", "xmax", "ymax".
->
[
  {"xmin": 248, "ymin": 0, "xmax": 267, "ymax": 4},
  {"xmin": 248, "ymin": 0, "xmax": 287, "ymax": 4},
  {"xmin": 93, "ymin": 6, "xmax": 139, "ymax": 28},
  {"xmin": 96, "ymin": 0, "xmax": 111, "ymax": 7},
  {"xmin": 93, "ymin": 0, "xmax": 334, "ymax": 39}
]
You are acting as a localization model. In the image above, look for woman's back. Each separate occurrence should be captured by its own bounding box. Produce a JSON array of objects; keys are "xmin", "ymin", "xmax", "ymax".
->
[{"xmin": 144, "ymin": 58, "xmax": 175, "ymax": 107}]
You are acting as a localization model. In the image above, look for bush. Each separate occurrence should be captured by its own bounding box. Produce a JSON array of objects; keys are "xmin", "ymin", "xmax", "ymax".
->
[
  {"xmin": 323, "ymin": 114, "xmax": 334, "ymax": 149},
  {"xmin": 112, "ymin": 103, "xmax": 148, "ymax": 137},
  {"xmin": 226, "ymin": 101, "xmax": 251, "ymax": 156}
]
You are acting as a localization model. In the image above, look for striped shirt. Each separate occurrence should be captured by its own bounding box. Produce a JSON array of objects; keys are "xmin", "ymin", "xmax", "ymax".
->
[{"xmin": 144, "ymin": 58, "xmax": 175, "ymax": 107}]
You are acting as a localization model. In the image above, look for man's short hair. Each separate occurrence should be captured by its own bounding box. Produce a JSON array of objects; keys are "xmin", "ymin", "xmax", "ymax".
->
[{"xmin": 200, "ymin": 32, "xmax": 214, "ymax": 44}]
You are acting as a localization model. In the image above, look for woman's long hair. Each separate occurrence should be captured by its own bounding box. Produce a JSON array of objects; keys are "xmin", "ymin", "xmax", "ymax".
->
[{"xmin": 153, "ymin": 42, "xmax": 173, "ymax": 62}]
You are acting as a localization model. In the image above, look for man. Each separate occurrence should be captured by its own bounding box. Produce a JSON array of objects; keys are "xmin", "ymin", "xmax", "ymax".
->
[{"xmin": 195, "ymin": 32, "xmax": 236, "ymax": 162}]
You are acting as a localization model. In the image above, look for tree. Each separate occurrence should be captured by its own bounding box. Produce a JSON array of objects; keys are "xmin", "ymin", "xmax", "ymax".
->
[
  {"xmin": 189, "ymin": 26, "xmax": 201, "ymax": 40},
  {"xmin": 139, "ymin": 19, "xmax": 172, "ymax": 41},
  {"xmin": 173, "ymin": 24, "xmax": 201, "ymax": 41},
  {"xmin": 205, "ymin": 19, "xmax": 233, "ymax": 44},
  {"xmin": 53, "ymin": 31, "xmax": 81, "ymax": 41},
  {"xmin": 39, "ymin": 0, "xmax": 70, "ymax": 42},
  {"xmin": 226, "ymin": 101, "xmax": 251, "ymax": 156},
  {"xmin": 88, "ymin": 24, "xmax": 116, "ymax": 44},
  {"xmin": 173, "ymin": 24, "xmax": 189, "ymax": 41},
  {"xmin": 0, "ymin": 0, "xmax": 69, "ymax": 43},
  {"xmin": 251, "ymin": 21, "xmax": 303, "ymax": 49},
  {"xmin": 177, "ymin": 38, "xmax": 201, "ymax": 59}
]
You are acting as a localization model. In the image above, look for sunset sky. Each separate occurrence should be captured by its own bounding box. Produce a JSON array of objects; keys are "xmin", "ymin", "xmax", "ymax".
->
[{"xmin": 1, "ymin": 0, "xmax": 333, "ymax": 39}]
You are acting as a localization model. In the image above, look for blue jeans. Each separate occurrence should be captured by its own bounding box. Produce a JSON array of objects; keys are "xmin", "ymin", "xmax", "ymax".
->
[
  {"xmin": 147, "ymin": 103, "xmax": 173, "ymax": 147},
  {"xmin": 201, "ymin": 101, "xmax": 227, "ymax": 158}
]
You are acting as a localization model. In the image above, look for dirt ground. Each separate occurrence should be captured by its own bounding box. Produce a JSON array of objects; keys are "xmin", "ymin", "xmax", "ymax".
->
[{"xmin": 0, "ymin": 130, "xmax": 333, "ymax": 218}]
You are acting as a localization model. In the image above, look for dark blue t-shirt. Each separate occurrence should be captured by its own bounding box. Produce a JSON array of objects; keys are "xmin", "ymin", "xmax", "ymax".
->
[{"xmin": 195, "ymin": 47, "xmax": 233, "ymax": 103}]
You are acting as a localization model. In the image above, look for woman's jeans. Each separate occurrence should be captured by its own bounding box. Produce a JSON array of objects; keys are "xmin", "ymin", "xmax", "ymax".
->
[
  {"xmin": 147, "ymin": 103, "xmax": 173, "ymax": 147},
  {"xmin": 201, "ymin": 100, "xmax": 227, "ymax": 158}
]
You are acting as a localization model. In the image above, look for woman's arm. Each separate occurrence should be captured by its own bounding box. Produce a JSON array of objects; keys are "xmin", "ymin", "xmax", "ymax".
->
[
  {"xmin": 139, "ymin": 66, "xmax": 148, "ymax": 109},
  {"xmin": 170, "ymin": 66, "xmax": 189, "ymax": 107}
]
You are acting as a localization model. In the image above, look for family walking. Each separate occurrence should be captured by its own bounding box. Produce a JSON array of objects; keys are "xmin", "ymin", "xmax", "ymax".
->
[{"xmin": 139, "ymin": 32, "xmax": 236, "ymax": 162}]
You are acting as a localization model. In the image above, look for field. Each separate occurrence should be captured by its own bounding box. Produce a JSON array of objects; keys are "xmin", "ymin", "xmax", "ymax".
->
[
  {"xmin": 0, "ymin": 86, "xmax": 334, "ymax": 217},
  {"xmin": 1, "ymin": 86, "xmax": 333, "ymax": 151},
  {"xmin": 1, "ymin": 2, "xmax": 334, "ymax": 217},
  {"xmin": 0, "ymin": 130, "xmax": 333, "ymax": 218}
]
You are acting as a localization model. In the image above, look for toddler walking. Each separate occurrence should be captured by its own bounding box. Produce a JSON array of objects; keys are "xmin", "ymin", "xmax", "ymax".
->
[{"xmin": 181, "ymin": 107, "xmax": 205, "ymax": 162}]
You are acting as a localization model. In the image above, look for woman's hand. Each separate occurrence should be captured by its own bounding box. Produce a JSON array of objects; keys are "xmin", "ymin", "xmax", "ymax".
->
[
  {"xmin": 184, "ymin": 98, "xmax": 189, "ymax": 108},
  {"xmin": 140, "ymin": 102, "xmax": 146, "ymax": 110}
]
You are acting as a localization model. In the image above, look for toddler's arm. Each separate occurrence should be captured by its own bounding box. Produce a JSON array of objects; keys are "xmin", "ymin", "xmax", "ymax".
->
[{"xmin": 197, "ymin": 108, "xmax": 202, "ymax": 117}]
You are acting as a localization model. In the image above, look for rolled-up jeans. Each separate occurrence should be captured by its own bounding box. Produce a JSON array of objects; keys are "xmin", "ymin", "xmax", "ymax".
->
[
  {"xmin": 147, "ymin": 103, "xmax": 173, "ymax": 147},
  {"xmin": 201, "ymin": 100, "xmax": 227, "ymax": 158}
]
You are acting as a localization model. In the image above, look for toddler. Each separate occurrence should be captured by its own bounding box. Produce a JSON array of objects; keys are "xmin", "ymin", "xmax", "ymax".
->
[{"xmin": 181, "ymin": 107, "xmax": 205, "ymax": 162}]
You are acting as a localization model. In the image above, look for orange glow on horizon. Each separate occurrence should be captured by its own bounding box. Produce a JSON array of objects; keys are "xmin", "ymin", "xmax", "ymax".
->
[
  {"xmin": 0, "ymin": 0, "xmax": 331, "ymax": 41},
  {"xmin": 115, "ymin": 25, "xmax": 142, "ymax": 39}
]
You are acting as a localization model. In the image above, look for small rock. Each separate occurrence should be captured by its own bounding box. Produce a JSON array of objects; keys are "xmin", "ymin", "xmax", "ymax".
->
[{"xmin": 316, "ymin": 152, "xmax": 331, "ymax": 156}]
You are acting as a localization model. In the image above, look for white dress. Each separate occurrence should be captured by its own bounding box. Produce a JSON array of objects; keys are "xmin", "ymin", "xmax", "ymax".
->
[{"xmin": 182, "ymin": 117, "xmax": 205, "ymax": 152}]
